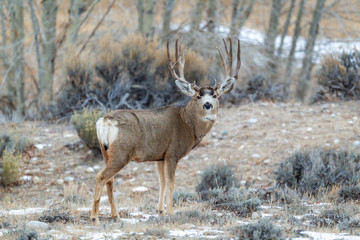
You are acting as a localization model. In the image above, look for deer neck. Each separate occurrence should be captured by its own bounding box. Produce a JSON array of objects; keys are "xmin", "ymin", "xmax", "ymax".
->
[{"xmin": 179, "ymin": 101, "xmax": 215, "ymax": 140}]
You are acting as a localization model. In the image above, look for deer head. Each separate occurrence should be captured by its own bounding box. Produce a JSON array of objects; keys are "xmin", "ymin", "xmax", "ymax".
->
[{"xmin": 167, "ymin": 37, "xmax": 241, "ymax": 121}]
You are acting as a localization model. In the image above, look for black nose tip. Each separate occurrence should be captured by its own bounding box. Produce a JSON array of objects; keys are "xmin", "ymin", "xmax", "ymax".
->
[{"xmin": 203, "ymin": 102, "xmax": 213, "ymax": 110}]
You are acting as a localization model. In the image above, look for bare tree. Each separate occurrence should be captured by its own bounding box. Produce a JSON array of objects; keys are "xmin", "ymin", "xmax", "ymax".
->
[
  {"xmin": 230, "ymin": 0, "xmax": 244, "ymax": 35},
  {"xmin": 296, "ymin": 0, "xmax": 326, "ymax": 100},
  {"xmin": 66, "ymin": 0, "xmax": 98, "ymax": 51},
  {"xmin": 191, "ymin": 0, "xmax": 207, "ymax": 30},
  {"xmin": 162, "ymin": 0, "xmax": 176, "ymax": 35},
  {"xmin": 238, "ymin": 0, "xmax": 255, "ymax": 29},
  {"xmin": 8, "ymin": 0, "xmax": 25, "ymax": 116},
  {"xmin": 264, "ymin": 0, "xmax": 283, "ymax": 78},
  {"xmin": 277, "ymin": 0, "xmax": 296, "ymax": 56},
  {"xmin": 207, "ymin": 0, "xmax": 216, "ymax": 33},
  {"xmin": 137, "ymin": 0, "xmax": 156, "ymax": 38},
  {"xmin": 40, "ymin": 0, "xmax": 58, "ymax": 115},
  {"xmin": 286, "ymin": 0, "xmax": 305, "ymax": 87}
]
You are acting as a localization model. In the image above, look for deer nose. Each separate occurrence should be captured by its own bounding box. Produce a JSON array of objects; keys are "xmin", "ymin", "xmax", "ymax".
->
[{"xmin": 203, "ymin": 102, "xmax": 213, "ymax": 110}]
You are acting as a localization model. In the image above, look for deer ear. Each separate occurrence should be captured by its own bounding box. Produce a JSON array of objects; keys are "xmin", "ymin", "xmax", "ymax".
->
[
  {"xmin": 175, "ymin": 80, "xmax": 196, "ymax": 96},
  {"xmin": 217, "ymin": 77, "xmax": 235, "ymax": 96}
]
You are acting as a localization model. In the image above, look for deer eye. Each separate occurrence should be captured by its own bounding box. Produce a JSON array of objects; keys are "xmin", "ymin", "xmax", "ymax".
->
[
  {"xmin": 213, "ymin": 94, "xmax": 217, "ymax": 98},
  {"xmin": 197, "ymin": 95, "xmax": 201, "ymax": 100}
]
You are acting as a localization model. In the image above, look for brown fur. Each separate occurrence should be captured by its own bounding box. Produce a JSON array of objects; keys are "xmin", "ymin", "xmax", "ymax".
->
[
  {"xmin": 90, "ymin": 91, "xmax": 217, "ymax": 224},
  {"xmin": 90, "ymin": 37, "xmax": 240, "ymax": 225}
]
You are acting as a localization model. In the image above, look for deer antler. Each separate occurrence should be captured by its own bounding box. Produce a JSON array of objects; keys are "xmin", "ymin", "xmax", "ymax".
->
[
  {"xmin": 167, "ymin": 38, "xmax": 199, "ymax": 90},
  {"xmin": 216, "ymin": 37, "xmax": 241, "ymax": 82}
]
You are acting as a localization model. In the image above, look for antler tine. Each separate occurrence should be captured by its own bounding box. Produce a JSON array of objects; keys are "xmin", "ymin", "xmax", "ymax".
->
[
  {"xmin": 167, "ymin": 39, "xmax": 180, "ymax": 80},
  {"xmin": 167, "ymin": 38, "xmax": 192, "ymax": 85},
  {"xmin": 233, "ymin": 39, "xmax": 241, "ymax": 79},
  {"xmin": 217, "ymin": 37, "xmax": 242, "ymax": 82},
  {"xmin": 228, "ymin": 37, "xmax": 233, "ymax": 77}
]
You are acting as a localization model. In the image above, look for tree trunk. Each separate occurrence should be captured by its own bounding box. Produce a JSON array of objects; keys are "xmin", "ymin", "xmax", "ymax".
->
[
  {"xmin": 296, "ymin": 0, "xmax": 326, "ymax": 100},
  {"xmin": 238, "ymin": 0, "xmax": 255, "ymax": 29},
  {"xmin": 264, "ymin": 0, "xmax": 282, "ymax": 79},
  {"xmin": 286, "ymin": 0, "xmax": 305, "ymax": 87},
  {"xmin": 277, "ymin": 0, "xmax": 296, "ymax": 56},
  {"xmin": 66, "ymin": 0, "xmax": 97, "ymax": 51},
  {"xmin": 40, "ymin": 0, "xmax": 58, "ymax": 116},
  {"xmin": 207, "ymin": 0, "xmax": 216, "ymax": 33},
  {"xmin": 162, "ymin": 0, "xmax": 176, "ymax": 35},
  {"xmin": 230, "ymin": 0, "xmax": 246, "ymax": 36},
  {"xmin": 137, "ymin": 0, "xmax": 156, "ymax": 38},
  {"xmin": 9, "ymin": 0, "xmax": 25, "ymax": 117},
  {"xmin": 191, "ymin": 0, "xmax": 207, "ymax": 30}
]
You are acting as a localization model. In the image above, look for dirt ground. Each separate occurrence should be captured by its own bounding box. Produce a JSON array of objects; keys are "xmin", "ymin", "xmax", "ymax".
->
[{"xmin": 1, "ymin": 101, "xmax": 360, "ymax": 239}]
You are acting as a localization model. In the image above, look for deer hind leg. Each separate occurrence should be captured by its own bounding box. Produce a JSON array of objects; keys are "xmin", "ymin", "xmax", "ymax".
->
[
  {"xmin": 156, "ymin": 161, "xmax": 166, "ymax": 215},
  {"xmin": 106, "ymin": 176, "xmax": 120, "ymax": 221},
  {"xmin": 164, "ymin": 159, "xmax": 178, "ymax": 214},
  {"xmin": 90, "ymin": 153, "xmax": 129, "ymax": 225}
]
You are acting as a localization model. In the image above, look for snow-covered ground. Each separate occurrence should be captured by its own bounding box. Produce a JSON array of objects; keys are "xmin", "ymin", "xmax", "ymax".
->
[{"xmin": 178, "ymin": 22, "xmax": 360, "ymax": 65}]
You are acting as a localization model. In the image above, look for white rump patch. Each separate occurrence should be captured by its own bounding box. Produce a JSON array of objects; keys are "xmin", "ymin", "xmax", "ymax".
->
[
  {"xmin": 96, "ymin": 118, "xmax": 118, "ymax": 147},
  {"xmin": 202, "ymin": 114, "xmax": 217, "ymax": 121}
]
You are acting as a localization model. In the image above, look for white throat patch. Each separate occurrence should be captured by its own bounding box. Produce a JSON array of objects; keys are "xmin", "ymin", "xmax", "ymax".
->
[{"xmin": 202, "ymin": 114, "xmax": 217, "ymax": 121}]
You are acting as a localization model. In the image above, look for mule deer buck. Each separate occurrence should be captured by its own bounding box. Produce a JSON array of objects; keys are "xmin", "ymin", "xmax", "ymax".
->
[{"xmin": 90, "ymin": 37, "xmax": 241, "ymax": 225}]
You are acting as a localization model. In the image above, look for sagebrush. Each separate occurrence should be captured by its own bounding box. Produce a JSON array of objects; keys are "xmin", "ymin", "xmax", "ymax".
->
[
  {"xmin": 275, "ymin": 149, "xmax": 360, "ymax": 196},
  {"xmin": 314, "ymin": 51, "xmax": 360, "ymax": 102},
  {"xmin": 56, "ymin": 34, "xmax": 209, "ymax": 117},
  {"xmin": 71, "ymin": 109, "xmax": 104, "ymax": 154},
  {"xmin": 1, "ymin": 150, "xmax": 22, "ymax": 186},
  {"xmin": 232, "ymin": 219, "xmax": 285, "ymax": 240}
]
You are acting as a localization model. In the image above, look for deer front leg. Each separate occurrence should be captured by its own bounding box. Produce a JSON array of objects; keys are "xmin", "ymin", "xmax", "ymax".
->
[
  {"xmin": 156, "ymin": 161, "xmax": 166, "ymax": 215},
  {"xmin": 164, "ymin": 159, "xmax": 178, "ymax": 214}
]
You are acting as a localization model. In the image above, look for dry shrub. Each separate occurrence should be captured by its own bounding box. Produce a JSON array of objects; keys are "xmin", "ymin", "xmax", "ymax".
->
[
  {"xmin": 196, "ymin": 164, "xmax": 260, "ymax": 217},
  {"xmin": 0, "ymin": 132, "xmax": 32, "ymax": 158},
  {"xmin": 56, "ymin": 34, "xmax": 209, "ymax": 118},
  {"xmin": 1, "ymin": 150, "xmax": 22, "ymax": 186},
  {"xmin": 313, "ymin": 51, "xmax": 360, "ymax": 102},
  {"xmin": 275, "ymin": 149, "xmax": 360, "ymax": 196},
  {"xmin": 232, "ymin": 219, "xmax": 285, "ymax": 240},
  {"xmin": 150, "ymin": 209, "xmax": 234, "ymax": 226},
  {"xmin": 173, "ymin": 190, "xmax": 198, "ymax": 205},
  {"xmin": 196, "ymin": 163, "xmax": 239, "ymax": 200},
  {"xmin": 64, "ymin": 182, "xmax": 90, "ymax": 206},
  {"xmin": 222, "ymin": 75, "xmax": 288, "ymax": 104},
  {"xmin": 71, "ymin": 109, "xmax": 104, "ymax": 154}
]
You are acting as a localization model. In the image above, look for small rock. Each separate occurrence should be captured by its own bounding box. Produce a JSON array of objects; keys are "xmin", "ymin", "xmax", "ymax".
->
[
  {"xmin": 251, "ymin": 212, "xmax": 260, "ymax": 220},
  {"xmin": 354, "ymin": 140, "xmax": 360, "ymax": 148},
  {"xmin": 330, "ymin": 113, "xmax": 336, "ymax": 118},
  {"xmin": 19, "ymin": 175, "xmax": 32, "ymax": 182},
  {"xmin": 57, "ymin": 179, "xmax": 64, "ymax": 185},
  {"xmin": 179, "ymin": 223, "xmax": 196, "ymax": 230},
  {"xmin": 30, "ymin": 157, "xmax": 38, "ymax": 163},
  {"xmin": 0, "ymin": 223, "xmax": 2, "ymax": 229},
  {"xmin": 251, "ymin": 154, "xmax": 261, "ymax": 159},
  {"xmin": 86, "ymin": 167, "xmax": 94, "ymax": 173},
  {"xmin": 248, "ymin": 118, "xmax": 258, "ymax": 124},
  {"xmin": 306, "ymin": 127, "xmax": 313, "ymax": 132},
  {"xmin": 263, "ymin": 159, "xmax": 271, "ymax": 164},
  {"xmin": 93, "ymin": 165, "xmax": 101, "ymax": 171},
  {"xmin": 2, "ymin": 222, "xmax": 10, "ymax": 228},
  {"xmin": 132, "ymin": 186, "xmax": 148, "ymax": 193},
  {"xmin": 33, "ymin": 176, "xmax": 41, "ymax": 184},
  {"xmin": 26, "ymin": 221, "xmax": 49, "ymax": 231},
  {"xmin": 333, "ymin": 139, "xmax": 340, "ymax": 144},
  {"xmin": 64, "ymin": 176, "xmax": 74, "ymax": 182}
]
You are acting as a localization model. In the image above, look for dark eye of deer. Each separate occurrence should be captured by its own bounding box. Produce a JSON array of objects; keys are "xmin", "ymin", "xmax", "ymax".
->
[
  {"xmin": 213, "ymin": 94, "xmax": 217, "ymax": 98},
  {"xmin": 197, "ymin": 95, "xmax": 201, "ymax": 100}
]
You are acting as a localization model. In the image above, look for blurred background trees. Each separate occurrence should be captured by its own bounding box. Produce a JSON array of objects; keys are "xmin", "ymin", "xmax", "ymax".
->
[{"xmin": 0, "ymin": 0, "xmax": 359, "ymax": 121}]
